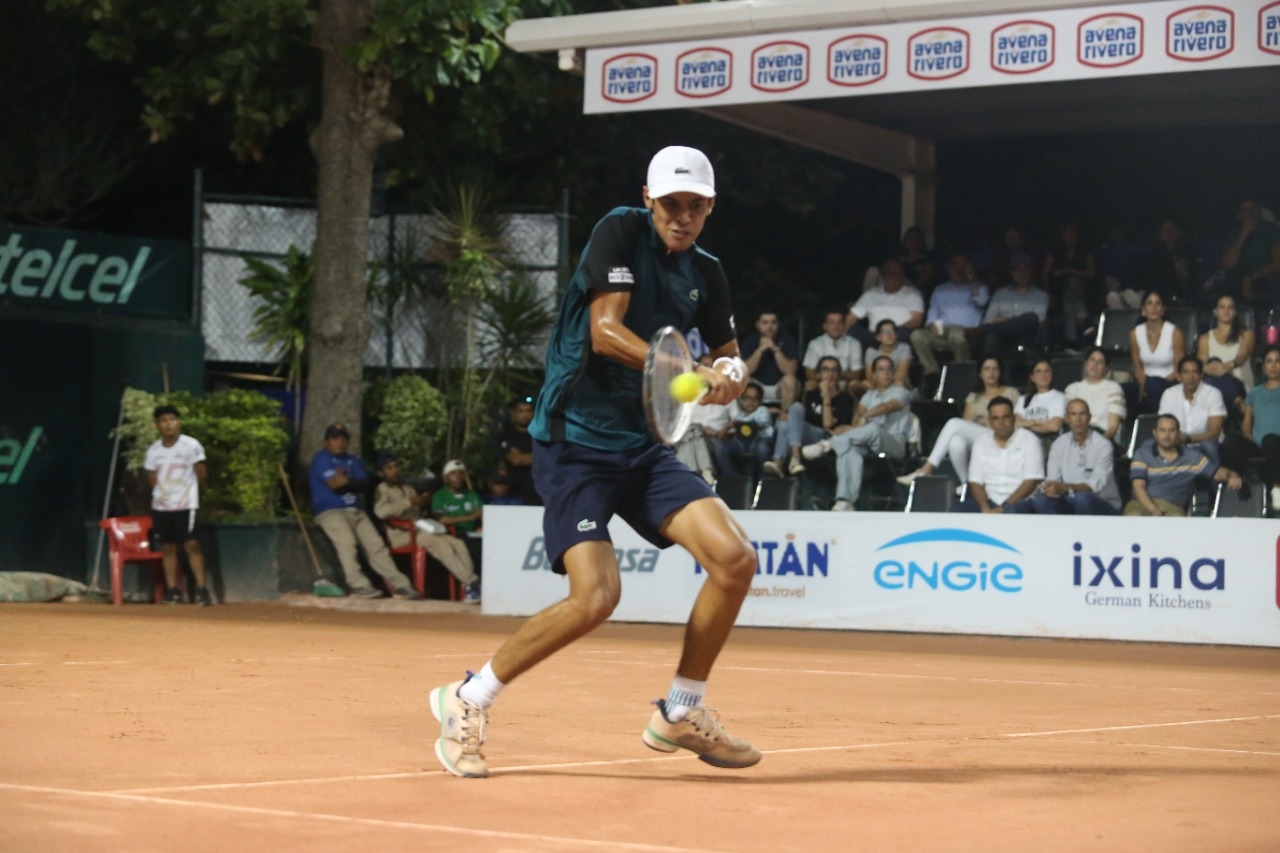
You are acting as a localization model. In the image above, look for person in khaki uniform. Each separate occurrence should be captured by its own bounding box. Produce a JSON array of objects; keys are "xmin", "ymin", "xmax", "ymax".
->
[{"xmin": 373, "ymin": 452, "xmax": 481, "ymax": 603}]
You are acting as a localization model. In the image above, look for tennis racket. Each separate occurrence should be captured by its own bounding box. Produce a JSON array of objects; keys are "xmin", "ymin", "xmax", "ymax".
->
[{"xmin": 642, "ymin": 325, "xmax": 703, "ymax": 445}]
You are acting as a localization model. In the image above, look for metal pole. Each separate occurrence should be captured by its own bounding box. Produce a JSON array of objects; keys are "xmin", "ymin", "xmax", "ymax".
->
[
  {"xmin": 385, "ymin": 213, "xmax": 396, "ymax": 378},
  {"xmin": 90, "ymin": 390, "xmax": 128, "ymax": 592},
  {"xmin": 191, "ymin": 168, "xmax": 204, "ymax": 332},
  {"xmin": 558, "ymin": 188, "xmax": 571, "ymax": 296}
]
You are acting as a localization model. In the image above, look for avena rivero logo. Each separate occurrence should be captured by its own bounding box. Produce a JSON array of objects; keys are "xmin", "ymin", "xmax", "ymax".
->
[
  {"xmin": 676, "ymin": 48, "xmax": 732, "ymax": 98},
  {"xmin": 1166, "ymin": 6, "xmax": 1234, "ymax": 62},
  {"xmin": 907, "ymin": 27, "xmax": 970, "ymax": 81},
  {"xmin": 827, "ymin": 34, "xmax": 888, "ymax": 87},
  {"xmin": 751, "ymin": 41, "xmax": 809, "ymax": 93},
  {"xmin": 1078, "ymin": 13, "xmax": 1143, "ymax": 67},
  {"xmin": 872, "ymin": 528, "xmax": 1023, "ymax": 593},
  {"xmin": 601, "ymin": 54, "xmax": 657, "ymax": 103},
  {"xmin": 991, "ymin": 20, "xmax": 1055, "ymax": 74},
  {"xmin": 1262, "ymin": 2, "xmax": 1280, "ymax": 55}
]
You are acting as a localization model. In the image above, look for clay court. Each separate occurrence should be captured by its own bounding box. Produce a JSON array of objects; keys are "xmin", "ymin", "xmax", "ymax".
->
[{"xmin": 2, "ymin": 600, "xmax": 1278, "ymax": 852}]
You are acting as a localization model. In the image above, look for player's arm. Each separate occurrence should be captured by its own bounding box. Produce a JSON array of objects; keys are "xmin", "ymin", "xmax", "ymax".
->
[{"xmin": 194, "ymin": 461, "xmax": 208, "ymax": 486}]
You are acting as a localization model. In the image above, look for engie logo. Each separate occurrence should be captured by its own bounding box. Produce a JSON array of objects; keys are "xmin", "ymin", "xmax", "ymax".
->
[
  {"xmin": 991, "ymin": 21, "xmax": 1055, "ymax": 74},
  {"xmin": 907, "ymin": 27, "xmax": 969, "ymax": 81},
  {"xmin": 602, "ymin": 54, "xmax": 657, "ymax": 103},
  {"xmin": 1078, "ymin": 13, "xmax": 1143, "ymax": 67},
  {"xmin": 676, "ymin": 48, "xmax": 732, "ymax": 98},
  {"xmin": 751, "ymin": 41, "xmax": 809, "ymax": 93},
  {"xmin": 1166, "ymin": 6, "xmax": 1234, "ymax": 62},
  {"xmin": 695, "ymin": 534, "xmax": 829, "ymax": 577},
  {"xmin": 827, "ymin": 34, "xmax": 888, "ymax": 87},
  {"xmin": 0, "ymin": 427, "xmax": 43, "ymax": 485},
  {"xmin": 1262, "ymin": 2, "xmax": 1280, "ymax": 55},
  {"xmin": 521, "ymin": 537, "xmax": 659, "ymax": 572},
  {"xmin": 872, "ymin": 528, "xmax": 1022, "ymax": 593}
]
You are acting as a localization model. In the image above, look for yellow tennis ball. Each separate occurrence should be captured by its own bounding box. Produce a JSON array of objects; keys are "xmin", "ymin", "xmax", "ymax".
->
[{"xmin": 669, "ymin": 371, "xmax": 703, "ymax": 403}]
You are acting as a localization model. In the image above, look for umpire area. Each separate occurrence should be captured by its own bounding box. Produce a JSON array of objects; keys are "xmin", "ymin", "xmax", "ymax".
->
[{"xmin": 2, "ymin": 603, "xmax": 1277, "ymax": 851}]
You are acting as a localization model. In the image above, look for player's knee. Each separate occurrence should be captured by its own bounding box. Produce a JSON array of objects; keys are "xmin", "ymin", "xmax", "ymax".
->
[
  {"xmin": 568, "ymin": 582, "xmax": 620, "ymax": 626},
  {"xmin": 705, "ymin": 540, "xmax": 757, "ymax": 593}
]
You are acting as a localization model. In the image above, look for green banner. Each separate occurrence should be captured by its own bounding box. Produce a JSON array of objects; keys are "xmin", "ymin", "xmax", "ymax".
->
[{"xmin": 0, "ymin": 225, "xmax": 191, "ymax": 321}]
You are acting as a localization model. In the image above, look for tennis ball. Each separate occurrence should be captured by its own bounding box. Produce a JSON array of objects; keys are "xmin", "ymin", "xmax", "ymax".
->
[{"xmin": 669, "ymin": 371, "xmax": 704, "ymax": 403}]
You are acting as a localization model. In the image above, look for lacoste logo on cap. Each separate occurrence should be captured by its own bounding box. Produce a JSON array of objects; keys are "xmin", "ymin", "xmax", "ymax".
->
[
  {"xmin": 577, "ymin": 519, "xmax": 597, "ymax": 532},
  {"xmin": 674, "ymin": 167, "xmax": 691, "ymax": 174}
]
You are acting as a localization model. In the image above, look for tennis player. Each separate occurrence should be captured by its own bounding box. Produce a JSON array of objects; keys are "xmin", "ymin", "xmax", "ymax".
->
[{"xmin": 429, "ymin": 146, "xmax": 760, "ymax": 778}]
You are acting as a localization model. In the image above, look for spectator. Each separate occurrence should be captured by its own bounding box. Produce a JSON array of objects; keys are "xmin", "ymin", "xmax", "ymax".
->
[
  {"xmin": 1026, "ymin": 399, "xmax": 1121, "ymax": 515},
  {"xmin": 990, "ymin": 225, "xmax": 1037, "ymax": 289},
  {"xmin": 483, "ymin": 472, "xmax": 524, "ymax": 507},
  {"xmin": 978, "ymin": 253, "xmax": 1049, "ymax": 357},
  {"xmin": 1114, "ymin": 219, "xmax": 1194, "ymax": 309},
  {"xmin": 801, "ymin": 308, "xmax": 862, "ymax": 391},
  {"xmin": 372, "ymin": 452, "xmax": 477, "ymax": 603},
  {"xmin": 674, "ymin": 396, "xmax": 731, "ymax": 485},
  {"xmin": 910, "ymin": 252, "xmax": 988, "ymax": 389},
  {"xmin": 143, "ymin": 404, "xmax": 211, "ymax": 606},
  {"xmin": 1063, "ymin": 347, "xmax": 1127, "ymax": 442},
  {"xmin": 847, "ymin": 258, "xmax": 924, "ymax": 352},
  {"xmin": 854, "ymin": 319, "xmax": 912, "ymax": 393},
  {"xmin": 897, "ymin": 355, "xmax": 1019, "ymax": 486},
  {"xmin": 1124, "ymin": 414, "xmax": 1241, "ymax": 516},
  {"xmin": 1042, "ymin": 221, "xmax": 1097, "ymax": 347},
  {"xmin": 715, "ymin": 382, "xmax": 776, "ymax": 481},
  {"xmin": 1221, "ymin": 198, "xmax": 1280, "ymax": 308},
  {"xmin": 762, "ymin": 356, "xmax": 854, "ymax": 478},
  {"xmin": 1198, "ymin": 293, "xmax": 1256, "ymax": 398},
  {"xmin": 1125, "ymin": 290, "xmax": 1184, "ymax": 415},
  {"xmin": 950, "ymin": 396, "xmax": 1044, "ymax": 513},
  {"xmin": 800, "ymin": 355, "xmax": 912, "ymax": 511},
  {"xmin": 498, "ymin": 396, "xmax": 541, "ymax": 506},
  {"xmin": 309, "ymin": 422, "xmax": 416, "ymax": 599},
  {"xmin": 899, "ymin": 226, "xmax": 937, "ymax": 296},
  {"xmin": 1241, "ymin": 346, "xmax": 1280, "ymax": 508},
  {"xmin": 432, "ymin": 459, "xmax": 484, "ymax": 570},
  {"xmin": 1015, "ymin": 359, "xmax": 1066, "ymax": 439},
  {"xmin": 1158, "ymin": 356, "xmax": 1226, "ymax": 466},
  {"xmin": 739, "ymin": 310, "xmax": 801, "ymax": 410}
]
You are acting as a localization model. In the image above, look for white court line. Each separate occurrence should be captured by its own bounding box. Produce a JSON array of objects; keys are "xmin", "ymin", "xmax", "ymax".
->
[
  {"xmin": 1004, "ymin": 713, "xmax": 1280, "ymax": 737},
  {"xmin": 1112, "ymin": 742, "xmax": 1280, "ymax": 758},
  {"xmin": 0, "ymin": 782, "xmax": 718, "ymax": 853},
  {"xmin": 0, "ymin": 660, "xmax": 125, "ymax": 667}
]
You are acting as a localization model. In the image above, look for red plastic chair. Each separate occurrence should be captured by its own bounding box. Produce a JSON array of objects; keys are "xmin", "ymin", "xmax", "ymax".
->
[
  {"xmin": 385, "ymin": 518, "xmax": 461, "ymax": 600},
  {"xmin": 99, "ymin": 516, "xmax": 168, "ymax": 607}
]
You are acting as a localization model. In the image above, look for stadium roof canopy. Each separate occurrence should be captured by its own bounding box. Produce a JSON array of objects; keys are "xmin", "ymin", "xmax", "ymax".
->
[{"xmin": 506, "ymin": 0, "xmax": 1280, "ymax": 237}]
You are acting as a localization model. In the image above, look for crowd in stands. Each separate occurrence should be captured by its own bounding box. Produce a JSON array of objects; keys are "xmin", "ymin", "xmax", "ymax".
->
[{"xmin": 676, "ymin": 197, "xmax": 1280, "ymax": 516}]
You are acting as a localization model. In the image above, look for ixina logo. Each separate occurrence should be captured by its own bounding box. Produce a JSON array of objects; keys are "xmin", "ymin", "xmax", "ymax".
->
[
  {"xmin": 601, "ymin": 53, "xmax": 657, "ymax": 103},
  {"xmin": 1167, "ymin": 6, "xmax": 1234, "ymax": 62},
  {"xmin": 1263, "ymin": 1, "xmax": 1280, "ymax": 55},
  {"xmin": 676, "ymin": 48, "xmax": 732, "ymax": 99},
  {"xmin": 907, "ymin": 27, "xmax": 969, "ymax": 81},
  {"xmin": 1078, "ymin": 13, "xmax": 1143, "ymax": 68},
  {"xmin": 827, "ymin": 34, "xmax": 888, "ymax": 87},
  {"xmin": 991, "ymin": 20, "xmax": 1055, "ymax": 75},
  {"xmin": 751, "ymin": 41, "xmax": 809, "ymax": 93},
  {"xmin": 872, "ymin": 528, "xmax": 1023, "ymax": 593}
]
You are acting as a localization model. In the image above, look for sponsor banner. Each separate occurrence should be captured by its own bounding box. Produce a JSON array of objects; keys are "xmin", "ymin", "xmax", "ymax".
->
[
  {"xmin": 482, "ymin": 507, "xmax": 1280, "ymax": 648},
  {"xmin": 584, "ymin": 0, "xmax": 1278, "ymax": 114},
  {"xmin": 0, "ymin": 225, "xmax": 191, "ymax": 321}
]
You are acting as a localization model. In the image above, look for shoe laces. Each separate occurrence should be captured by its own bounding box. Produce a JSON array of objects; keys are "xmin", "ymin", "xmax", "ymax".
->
[
  {"xmin": 458, "ymin": 698, "xmax": 487, "ymax": 754},
  {"xmin": 684, "ymin": 705, "xmax": 727, "ymax": 742}
]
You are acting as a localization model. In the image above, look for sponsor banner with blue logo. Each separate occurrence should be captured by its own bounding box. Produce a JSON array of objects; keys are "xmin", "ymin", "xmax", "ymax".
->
[
  {"xmin": 481, "ymin": 507, "xmax": 1280, "ymax": 647},
  {"xmin": 586, "ymin": 0, "xmax": 1278, "ymax": 114}
]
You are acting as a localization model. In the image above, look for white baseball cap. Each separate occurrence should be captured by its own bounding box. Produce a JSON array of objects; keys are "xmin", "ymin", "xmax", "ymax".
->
[
  {"xmin": 646, "ymin": 146, "xmax": 715, "ymax": 199},
  {"xmin": 443, "ymin": 459, "xmax": 466, "ymax": 477}
]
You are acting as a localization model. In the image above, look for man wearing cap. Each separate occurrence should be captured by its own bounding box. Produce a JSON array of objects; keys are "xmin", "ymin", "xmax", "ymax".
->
[
  {"xmin": 308, "ymin": 423, "xmax": 418, "ymax": 599},
  {"xmin": 428, "ymin": 146, "xmax": 761, "ymax": 779}
]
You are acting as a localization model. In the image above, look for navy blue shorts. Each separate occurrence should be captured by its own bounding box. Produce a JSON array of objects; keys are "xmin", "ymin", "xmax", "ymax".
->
[{"xmin": 533, "ymin": 438, "xmax": 716, "ymax": 574}]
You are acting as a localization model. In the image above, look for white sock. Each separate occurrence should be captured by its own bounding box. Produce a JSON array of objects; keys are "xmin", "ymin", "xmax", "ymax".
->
[
  {"xmin": 457, "ymin": 661, "xmax": 505, "ymax": 708},
  {"xmin": 665, "ymin": 676, "xmax": 706, "ymax": 722}
]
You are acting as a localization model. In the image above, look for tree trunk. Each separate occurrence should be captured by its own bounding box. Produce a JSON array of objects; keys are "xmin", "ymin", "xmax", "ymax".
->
[{"xmin": 303, "ymin": 0, "xmax": 402, "ymax": 464}]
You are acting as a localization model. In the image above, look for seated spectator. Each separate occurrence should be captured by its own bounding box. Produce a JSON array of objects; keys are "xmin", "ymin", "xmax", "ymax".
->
[
  {"xmin": 740, "ymin": 310, "xmax": 801, "ymax": 411},
  {"xmin": 763, "ymin": 356, "xmax": 854, "ymax": 478},
  {"xmin": 1064, "ymin": 346, "xmax": 1126, "ymax": 442},
  {"xmin": 989, "ymin": 225, "xmax": 1038, "ymax": 290},
  {"xmin": 897, "ymin": 356, "xmax": 1019, "ymax": 486},
  {"xmin": 1124, "ymin": 414, "xmax": 1241, "ymax": 516},
  {"xmin": 847, "ymin": 258, "xmax": 924, "ymax": 352},
  {"xmin": 854, "ymin": 319, "xmax": 913, "ymax": 393},
  {"xmin": 950, "ymin": 396, "xmax": 1044, "ymax": 513},
  {"xmin": 1025, "ymin": 399, "xmax": 1121, "ymax": 515},
  {"xmin": 1015, "ymin": 359, "xmax": 1066, "ymax": 439},
  {"xmin": 910, "ymin": 252, "xmax": 988, "ymax": 389},
  {"xmin": 1113, "ymin": 219, "xmax": 1194, "ymax": 309},
  {"xmin": 1221, "ymin": 198, "xmax": 1280, "ymax": 308},
  {"xmin": 432, "ymin": 459, "xmax": 484, "ymax": 569},
  {"xmin": 899, "ymin": 226, "xmax": 937, "ymax": 296},
  {"xmin": 1124, "ymin": 290, "xmax": 1184, "ymax": 415},
  {"xmin": 373, "ymin": 452, "xmax": 479, "ymax": 602},
  {"xmin": 309, "ymin": 422, "xmax": 416, "ymax": 599},
  {"xmin": 1158, "ymin": 356, "xmax": 1226, "ymax": 466},
  {"xmin": 715, "ymin": 382, "xmax": 776, "ymax": 482},
  {"xmin": 483, "ymin": 472, "xmax": 524, "ymax": 507},
  {"xmin": 1042, "ymin": 221, "xmax": 1097, "ymax": 347},
  {"xmin": 799, "ymin": 356, "xmax": 912, "ymax": 511},
  {"xmin": 1241, "ymin": 346, "xmax": 1280, "ymax": 508},
  {"xmin": 498, "ymin": 395, "xmax": 541, "ymax": 506},
  {"xmin": 1198, "ymin": 294, "xmax": 1256, "ymax": 403},
  {"xmin": 978, "ymin": 254, "xmax": 1049, "ymax": 357},
  {"xmin": 674, "ymin": 396, "xmax": 731, "ymax": 485},
  {"xmin": 802, "ymin": 308, "xmax": 863, "ymax": 391}
]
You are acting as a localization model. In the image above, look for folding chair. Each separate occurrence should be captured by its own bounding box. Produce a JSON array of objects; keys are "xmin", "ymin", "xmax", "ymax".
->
[
  {"xmin": 754, "ymin": 477, "xmax": 799, "ymax": 510},
  {"xmin": 714, "ymin": 474, "xmax": 756, "ymax": 510},
  {"xmin": 905, "ymin": 475, "xmax": 956, "ymax": 512},
  {"xmin": 385, "ymin": 518, "xmax": 461, "ymax": 600},
  {"xmin": 1050, "ymin": 356, "xmax": 1084, "ymax": 391},
  {"xmin": 1211, "ymin": 475, "xmax": 1269, "ymax": 518},
  {"xmin": 1123, "ymin": 414, "xmax": 1161, "ymax": 459},
  {"xmin": 1165, "ymin": 306, "xmax": 1198, "ymax": 354},
  {"xmin": 99, "ymin": 516, "xmax": 168, "ymax": 607}
]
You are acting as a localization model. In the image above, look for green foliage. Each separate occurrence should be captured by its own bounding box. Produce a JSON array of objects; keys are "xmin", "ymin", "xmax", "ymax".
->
[
  {"xmin": 115, "ymin": 387, "xmax": 290, "ymax": 521},
  {"xmin": 237, "ymin": 245, "xmax": 313, "ymax": 395},
  {"xmin": 369, "ymin": 374, "xmax": 448, "ymax": 477}
]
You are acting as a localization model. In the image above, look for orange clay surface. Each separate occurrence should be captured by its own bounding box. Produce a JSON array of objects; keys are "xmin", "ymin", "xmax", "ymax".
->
[{"xmin": 2, "ymin": 598, "xmax": 1278, "ymax": 852}]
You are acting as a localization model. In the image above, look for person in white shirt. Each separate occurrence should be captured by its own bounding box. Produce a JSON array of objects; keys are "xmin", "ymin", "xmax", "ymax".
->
[
  {"xmin": 802, "ymin": 308, "xmax": 863, "ymax": 390},
  {"xmin": 846, "ymin": 258, "xmax": 925, "ymax": 353},
  {"xmin": 143, "ymin": 405, "xmax": 211, "ymax": 605},
  {"xmin": 1014, "ymin": 359, "xmax": 1066, "ymax": 439},
  {"xmin": 1158, "ymin": 355, "xmax": 1227, "ymax": 466},
  {"xmin": 1063, "ymin": 347, "xmax": 1126, "ymax": 442},
  {"xmin": 950, "ymin": 396, "xmax": 1044, "ymax": 513}
]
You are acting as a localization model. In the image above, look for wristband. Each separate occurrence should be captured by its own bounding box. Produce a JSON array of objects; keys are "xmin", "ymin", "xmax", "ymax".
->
[{"xmin": 713, "ymin": 356, "xmax": 746, "ymax": 384}]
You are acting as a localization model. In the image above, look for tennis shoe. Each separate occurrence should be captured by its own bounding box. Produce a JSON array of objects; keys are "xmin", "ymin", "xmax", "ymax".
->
[
  {"xmin": 162, "ymin": 587, "xmax": 183, "ymax": 605},
  {"xmin": 831, "ymin": 499, "xmax": 854, "ymax": 512},
  {"xmin": 641, "ymin": 699, "xmax": 761, "ymax": 769},
  {"xmin": 786, "ymin": 456, "xmax": 806, "ymax": 476},
  {"xmin": 761, "ymin": 459, "xmax": 785, "ymax": 478},
  {"xmin": 895, "ymin": 468, "xmax": 926, "ymax": 486},
  {"xmin": 194, "ymin": 587, "xmax": 212, "ymax": 606},
  {"xmin": 801, "ymin": 439, "xmax": 832, "ymax": 460},
  {"xmin": 463, "ymin": 582, "xmax": 482, "ymax": 604},
  {"xmin": 429, "ymin": 677, "xmax": 489, "ymax": 778}
]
